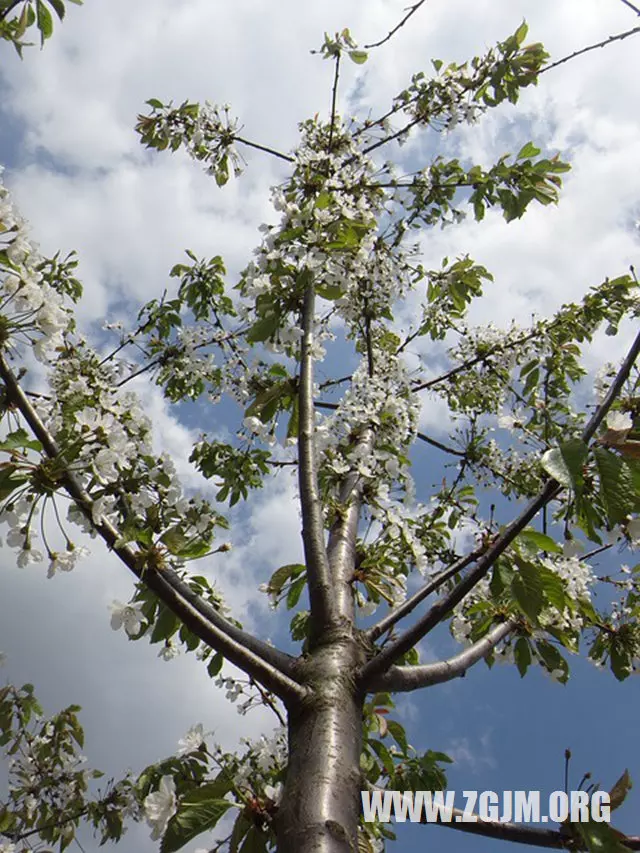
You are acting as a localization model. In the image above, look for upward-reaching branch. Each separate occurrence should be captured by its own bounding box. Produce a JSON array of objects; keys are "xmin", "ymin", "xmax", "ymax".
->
[
  {"xmin": 539, "ymin": 23, "xmax": 640, "ymax": 74},
  {"xmin": 360, "ymin": 327, "xmax": 640, "ymax": 685},
  {"xmin": 0, "ymin": 355, "xmax": 306, "ymax": 704},
  {"xmin": 297, "ymin": 279, "xmax": 336, "ymax": 636},
  {"xmin": 364, "ymin": 1, "xmax": 429, "ymax": 50},
  {"xmin": 326, "ymin": 429, "xmax": 374, "ymax": 620},
  {"xmin": 369, "ymin": 618, "xmax": 518, "ymax": 693}
]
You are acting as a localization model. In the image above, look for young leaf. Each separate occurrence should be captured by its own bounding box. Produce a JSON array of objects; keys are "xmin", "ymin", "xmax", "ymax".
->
[
  {"xmin": 36, "ymin": 0, "xmax": 54, "ymax": 44},
  {"xmin": 349, "ymin": 49, "xmax": 368, "ymax": 65}
]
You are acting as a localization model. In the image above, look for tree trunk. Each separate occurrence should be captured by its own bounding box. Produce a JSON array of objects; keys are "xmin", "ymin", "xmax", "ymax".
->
[{"xmin": 276, "ymin": 636, "xmax": 365, "ymax": 853}]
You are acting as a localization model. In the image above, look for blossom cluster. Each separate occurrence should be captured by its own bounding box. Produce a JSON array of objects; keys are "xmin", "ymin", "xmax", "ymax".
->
[{"xmin": 0, "ymin": 168, "xmax": 72, "ymax": 361}]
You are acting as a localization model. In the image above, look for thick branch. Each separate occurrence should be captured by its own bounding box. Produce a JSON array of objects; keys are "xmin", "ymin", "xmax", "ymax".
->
[
  {"xmin": 431, "ymin": 809, "xmax": 640, "ymax": 849},
  {"xmin": 0, "ymin": 355, "xmax": 305, "ymax": 704},
  {"xmin": 368, "ymin": 619, "xmax": 517, "ymax": 692},
  {"xmin": 297, "ymin": 282, "xmax": 336, "ymax": 634},
  {"xmin": 326, "ymin": 428, "xmax": 374, "ymax": 621},
  {"xmin": 360, "ymin": 327, "xmax": 640, "ymax": 686}
]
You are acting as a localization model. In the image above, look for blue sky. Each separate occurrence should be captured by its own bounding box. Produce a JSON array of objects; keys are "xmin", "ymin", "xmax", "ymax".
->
[{"xmin": 1, "ymin": 1, "xmax": 640, "ymax": 851}]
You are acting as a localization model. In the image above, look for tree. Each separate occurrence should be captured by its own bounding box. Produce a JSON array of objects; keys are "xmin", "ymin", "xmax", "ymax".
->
[{"xmin": 1, "ymin": 2, "xmax": 640, "ymax": 852}]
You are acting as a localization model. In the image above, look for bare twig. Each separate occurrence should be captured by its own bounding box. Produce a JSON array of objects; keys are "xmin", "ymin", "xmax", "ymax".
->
[
  {"xmin": 328, "ymin": 51, "xmax": 341, "ymax": 153},
  {"xmin": 416, "ymin": 430, "xmax": 466, "ymax": 457},
  {"xmin": 364, "ymin": 0, "xmax": 428, "ymax": 49},
  {"xmin": 620, "ymin": 0, "xmax": 640, "ymax": 15},
  {"xmin": 232, "ymin": 135, "xmax": 294, "ymax": 163},
  {"xmin": 539, "ymin": 24, "xmax": 640, "ymax": 74}
]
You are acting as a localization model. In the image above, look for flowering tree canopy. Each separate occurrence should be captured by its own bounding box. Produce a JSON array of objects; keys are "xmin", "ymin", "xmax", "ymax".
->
[{"xmin": 1, "ymin": 3, "xmax": 640, "ymax": 853}]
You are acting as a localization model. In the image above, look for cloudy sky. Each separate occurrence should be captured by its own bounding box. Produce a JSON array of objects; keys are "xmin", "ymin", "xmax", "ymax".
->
[{"xmin": 1, "ymin": 1, "xmax": 640, "ymax": 851}]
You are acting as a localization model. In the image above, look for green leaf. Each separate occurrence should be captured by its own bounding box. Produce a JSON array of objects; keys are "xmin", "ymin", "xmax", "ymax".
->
[
  {"xmin": 246, "ymin": 313, "xmax": 279, "ymax": 344},
  {"xmin": 595, "ymin": 447, "xmax": 635, "ymax": 526},
  {"xmin": 0, "ymin": 466, "xmax": 28, "ymax": 500},
  {"xmin": 207, "ymin": 652, "xmax": 223, "ymax": 678},
  {"xmin": 239, "ymin": 825, "xmax": 268, "ymax": 853},
  {"xmin": 514, "ymin": 637, "xmax": 531, "ymax": 677},
  {"xmin": 47, "ymin": 0, "xmax": 66, "ymax": 21},
  {"xmin": 160, "ymin": 527, "xmax": 188, "ymax": 555},
  {"xmin": 349, "ymin": 49, "xmax": 368, "ymax": 65},
  {"xmin": 229, "ymin": 813, "xmax": 252, "ymax": 853},
  {"xmin": 161, "ymin": 798, "xmax": 233, "ymax": 853},
  {"xmin": 150, "ymin": 606, "xmax": 180, "ymax": 645},
  {"xmin": 537, "ymin": 565, "xmax": 567, "ymax": 613},
  {"xmin": 36, "ymin": 0, "xmax": 54, "ymax": 44},
  {"xmin": 286, "ymin": 575, "xmax": 306, "ymax": 609},
  {"xmin": 610, "ymin": 637, "xmax": 632, "ymax": 681},
  {"xmin": 511, "ymin": 561, "xmax": 544, "ymax": 623},
  {"xmin": 368, "ymin": 738, "xmax": 395, "ymax": 776},
  {"xmin": 515, "ymin": 141, "xmax": 541, "ymax": 161},
  {"xmin": 386, "ymin": 720, "xmax": 409, "ymax": 754},
  {"xmin": 560, "ymin": 438, "xmax": 589, "ymax": 497},
  {"xmin": 535, "ymin": 640, "xmax": 569, "ymax": 683},
  {"xmin": 514, "ymin": 20, "xmax": 528, "ymax": 45},
  {"xmin": 267, "ymin": 563, "xmax": 306, "ymax": 595},
  {"xmin": 146, "ymin": 98, "xmax": 165, "ymax": 109},
  {"xmin": 316, "ymin": 283, "xmax": 344, "ymax": 301},
  {"xmin": 0, "ymin": 428, "xmax": 43, "ymax": 452},
  {"xmin": 575, "ymin": 819, "xmax": 632, "ymax": 853},
  {"xmin": 517, "ymin": 529, "xmax": 562, "ymax": 555}
]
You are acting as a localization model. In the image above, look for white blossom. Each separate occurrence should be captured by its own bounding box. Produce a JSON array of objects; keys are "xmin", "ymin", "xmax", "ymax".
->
[
  {"xmin": 109, "ymin": 601, "xmax": 144, "ymax": 637},
  {"xmin": 177, "ymin": 724, "xmax": 206, "ymax": 756},
  {"xmin": 144, "ymin": 775, "xmax": 177, "ymax": 840}
]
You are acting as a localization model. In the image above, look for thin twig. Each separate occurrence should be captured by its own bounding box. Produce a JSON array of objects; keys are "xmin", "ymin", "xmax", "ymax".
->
[
  {"xmin": 416, "ymin": 430, "xmax": 466, "ymax": 458},
  {"xmin": 539, "ymin": 24, "xmax": 640, "ymax": 74},
  {"xmin": 619, "ymin": 0, "xmax": 640, "ymax": 16},
  {"xmin": 328, "ymin": 51, "xmax": 341, "ymax": 153},
  {"xmin": 364, "ymin": 0, "xmax": 429, "ymax": 49},
  {"xmin": 232, "ymin": 135, "xmax": 294, "ymax": 163},
  {"xmin": 367, "ymin": 546, "xmax": 486, "ymax": 641}
]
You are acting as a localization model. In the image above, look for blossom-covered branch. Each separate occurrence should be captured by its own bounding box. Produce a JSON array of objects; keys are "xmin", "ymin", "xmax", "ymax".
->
[
  {"xmin": 0, "ymin": 356, "xmax": 305, "ymax": 703},
  {"xmin": 360, "ymin": 327, "xmax": 640, "ymax": 685}
]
